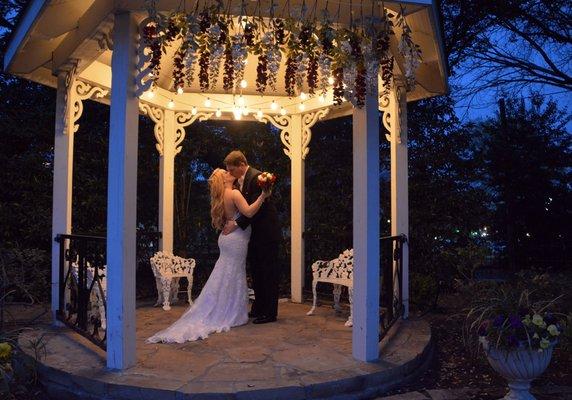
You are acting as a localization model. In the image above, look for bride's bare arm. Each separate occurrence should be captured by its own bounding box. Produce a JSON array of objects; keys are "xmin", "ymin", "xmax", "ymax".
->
[{"xmin": 231, "ymin": 189, "xmax": 267, "ymax": 218}]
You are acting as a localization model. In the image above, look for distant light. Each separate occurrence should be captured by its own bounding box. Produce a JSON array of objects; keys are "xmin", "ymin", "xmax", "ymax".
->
[
  {"xmin": 548, "ymin": 197, "xmax": 553, "ymax": 202},
  {"xmin": 545, "ymin": 207, "xmax": 549, "ymax": 211},
  {"xmin": 204, "ymin": 98, "xmax": 212, "ymax": 107},
  {"xmin": 387, "ymin": 219, "xmax": 390, "ymax": 223},
  {"xmin": 257, "ymin": 109, "xmax": 263, "ymax": 118},
  {"xmin": 240, "ymin": 79, "xmax": 248, "ymax": 88},
  {"xmin": 191, "ymin": 107, "xmax": 197, "ymax": 115},
  {"xmin": 434, "ymin": 236, "xmax": 438, "ymax": 240},
  {"xmin": 167, "ymin": 99, "xmax": 175, "ymax": 109},
  {"xmin": 526, "ymin": 233, "xmax": 531, "ymax": 237},
  {"xmin": 215, "ymin": 109, "xmax": 222, "ymax": 117},
  {"xmin": 280, "ymin": 107, "xmax": 287, "ymax": 116},
  {"xmin": 270, "ymin": 100, "xmax": 278, "ymax": 110},
  {"xmin": 300, "ymin": 92, "xmax": 307, "ymax": 100},
  {"xmin": 177, "ymin": 87, "xmax": 184, "ymax": 95}
]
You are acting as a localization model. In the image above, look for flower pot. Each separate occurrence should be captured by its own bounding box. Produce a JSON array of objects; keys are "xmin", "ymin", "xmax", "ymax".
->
[{"xmin": 483, "ymin": 340, "xmax": 555, "ymax": 400}]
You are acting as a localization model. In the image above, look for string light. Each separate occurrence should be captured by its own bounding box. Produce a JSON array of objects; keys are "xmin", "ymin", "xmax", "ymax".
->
[
  {"xmin": 240, "ymin": 79, "xmax": 248, "ymax": 88},
  {"xmin": 270, "ymin": 100, "xmax": 278, "ymax": 110},
  {"xmin": 191, "ymin": 106, "xmax": 197, "ymax": 115},
  {"xmin": 280, "ymin": 107, "xmax": 287, "ymax": 115},
  {"xmin": 298, "ymin": 102, "xmax": 305, "ymax": 111},
  {"xmin": 300, "ymin": 92, "xmax": 307, "ymax": 100},
  {"xmin": 177, "ymin": 87, "xmax": 184, "ymax": 95},
  {"xmin": 146, "ymin": 90, "xmax": 155, "ymax": 99},
  {"xmin": 215, "ymin": 108, "xmax": 222, "ymax": 117},
  {"xmin": 204, "ymin": 98, "xmax": 212, "ymax": 107},
  {"xmin": 256, "ymin": 109, "xmax": 263, "ymax": 118},
  {"xmin": 167, "ymin": 99, "xmax": 175, "ymax": 109},
  {"xmin": 328, "ymin": 76, "xmax": 335, "ymax": 85},
  {"xmin": 233, "ymin": 108, "xmax": 242, "ymax": 120}
]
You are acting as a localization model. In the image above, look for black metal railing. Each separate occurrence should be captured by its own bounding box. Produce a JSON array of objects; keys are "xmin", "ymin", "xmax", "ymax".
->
[
  {"xmin": 379, "ymin": 234, "xmax": 407, "ymax": 341},
  {"xmin": 55, "ymin": 231, "xmax": 161, "ymax": 350}
]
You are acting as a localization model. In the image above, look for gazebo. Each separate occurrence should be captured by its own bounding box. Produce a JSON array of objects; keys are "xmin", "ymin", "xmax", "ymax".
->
[{"xmin": 4, "ymin": 0, "xmax": 447, "ymax": 370}]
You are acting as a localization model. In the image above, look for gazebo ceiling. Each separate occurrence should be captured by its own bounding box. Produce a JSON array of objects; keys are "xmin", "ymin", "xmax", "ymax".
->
[{"xmin": 4, "ymin": 0, "xmax": 448, "ymax": 115}]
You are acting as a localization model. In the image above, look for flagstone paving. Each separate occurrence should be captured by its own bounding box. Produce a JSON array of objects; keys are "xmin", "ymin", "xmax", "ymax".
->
[{"xmin": 19, "ymin": 301, "xmax": 433, "ymax": 399}]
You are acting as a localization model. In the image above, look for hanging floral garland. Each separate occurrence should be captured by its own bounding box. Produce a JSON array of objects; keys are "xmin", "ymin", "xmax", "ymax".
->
[{"xmin": 142, "ymin": 0, "xmax": 421, "ymax": 108}]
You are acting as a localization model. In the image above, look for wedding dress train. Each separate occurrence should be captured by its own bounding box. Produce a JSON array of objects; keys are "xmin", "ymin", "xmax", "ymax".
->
[{"xmin": 147, "ymin": 225, "xmax": 251, "ymax": 343}]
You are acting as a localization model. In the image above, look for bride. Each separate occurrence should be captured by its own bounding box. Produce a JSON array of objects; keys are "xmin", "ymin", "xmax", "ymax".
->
[{"xmin": 147, "ymin": 168, "xmax": 269, "ymax": 343}]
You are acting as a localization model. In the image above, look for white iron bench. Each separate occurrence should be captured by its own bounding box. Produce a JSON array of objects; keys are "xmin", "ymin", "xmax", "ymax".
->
[
  {"xmin": 150, "ymin": 251, "xmax": 196, "ymax": 310},
  {"xmin": 307, "ymin": 249, "xmax": 354, "ymax": 327}
]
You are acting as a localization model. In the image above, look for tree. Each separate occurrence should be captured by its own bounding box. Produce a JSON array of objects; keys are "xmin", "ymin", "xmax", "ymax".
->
[{"xmin": 442, "ymin": 0, "xmax": 572, "ymax": 96}]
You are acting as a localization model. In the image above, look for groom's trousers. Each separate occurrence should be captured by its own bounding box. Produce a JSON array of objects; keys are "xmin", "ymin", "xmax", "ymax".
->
[{"xmin": 249, "ymin": 240, "xmax": 280, "ymax": 318}]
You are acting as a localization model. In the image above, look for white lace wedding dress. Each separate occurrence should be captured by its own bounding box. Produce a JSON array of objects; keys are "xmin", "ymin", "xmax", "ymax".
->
[{"xmin": 147, "ymin": 224, "xmax": 251, "ymax": 343}]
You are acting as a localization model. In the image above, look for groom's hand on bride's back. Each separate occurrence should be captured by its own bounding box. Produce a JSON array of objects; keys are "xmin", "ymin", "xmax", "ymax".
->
[{"xmin": 222, "ymin": 220, "xmax": 238, "ymax": 235}]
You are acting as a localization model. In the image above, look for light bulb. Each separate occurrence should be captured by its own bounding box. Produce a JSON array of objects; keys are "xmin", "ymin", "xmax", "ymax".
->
[
  {"xmin": 298, "ymin": 103, "xmax": 305, "ymax": 111},
  {"xmin": 240, "ymin": 79, "xmax": 248, "ymax": 88},
  {"xmin": 204, "ymin": 98, "xmax": 212, "ymax": 107},
  {"xmin": 167, "ymin": 99, "xmax": 175, "ymax": 109},
  {"xmin": 280, "ymin": 107, "xmax": 287, "ymax": 116},
  {"xmin": 300, "ymin": 92, "xmax": 307, "ymax": 100},
  {"xmin": 238, "ymin": 95, "xmax": 245, "ymax": 106},
  {"xmin": 215, "ymin": 109, "xmax": 222, "ymax": 117},
  {"xmin": 146, "ymin": 90, "xmax": 155, "ymax": 99},
  {"xmin": 270, "ymin": 100, "xmax": 278, "ymax": 110},
  {"xmin": 191, "ymin": 107, "xmax": 197, "ymax": 115},
  {"xmin": 328, "ymin": 76, "xmax": 335, "ymax": 85},
  {"xmin": 256, "ymin": 109, "xmax": 263, "ymax": 118},
  {"xmin": 177, "ymin": 86, "xmax": 184, "ymax": 95},
  {"xmin": 233, "ymin": 109, "xmax": 242, "ymax": 120}
]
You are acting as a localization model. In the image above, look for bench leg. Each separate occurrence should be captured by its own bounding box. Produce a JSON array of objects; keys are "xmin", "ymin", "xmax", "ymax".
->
[
  {"xmin": 345, "ymin": 287, "xmax": 353, "ymax": 327},
  {"xmin": 306, "ymin": 279, "xmax": 318, "ymax": 316},
  {"xmin": 161, "ymin": 277, "xmax": 172, "ymax": 310},
  {"xmin": 186, "ymin": 275, "xmax": 194, "ymax": 306},
  {"xmin": 333, "ymin": 284, "xmax": 342, "ymax": 312},
  {"xmin": 170, "ymin": 277, "xmax": 180, "ymax": 304},
  {"xmin": 154, "ymin": 277, "xmax": 163, "ymax": 307}
]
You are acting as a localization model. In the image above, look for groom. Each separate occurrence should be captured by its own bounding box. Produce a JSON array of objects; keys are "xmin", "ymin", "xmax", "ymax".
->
[{"xmin": 223, "ymin": 150, "xmax": 281, "ymax": 324}]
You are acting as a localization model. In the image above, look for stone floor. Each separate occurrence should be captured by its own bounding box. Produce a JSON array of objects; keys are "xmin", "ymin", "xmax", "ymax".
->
[{"xmin": 19, "ymin": 301, "xmax": 433, "ymax": 399}]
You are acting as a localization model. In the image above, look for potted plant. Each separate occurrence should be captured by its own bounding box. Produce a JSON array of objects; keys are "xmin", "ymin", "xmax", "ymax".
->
[{"xmin": 466, "ymin": 286, "xmax": 564, "ymax": 400}]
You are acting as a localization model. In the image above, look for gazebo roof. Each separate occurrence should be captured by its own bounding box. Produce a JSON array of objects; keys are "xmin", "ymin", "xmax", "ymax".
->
[{"xmin": 4, "ymin": 0, "xmax": 448, "ymax": 117}]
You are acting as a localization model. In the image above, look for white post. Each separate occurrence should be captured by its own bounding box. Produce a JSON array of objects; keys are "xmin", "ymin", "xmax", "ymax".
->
[
  {"xmin": 159, "ymin": 109, "xmax": 175, "ymax": 253},
  {"xmin": 106, "ymin": 11, "xmax": 139, "ymax": 370},
  {"xmin": 290, "ymin": 114, "xmax": 304, "ymax": 303},
  {"xmin": 51, "ymin": 71, "xmax": 75, "ymax": 321},
  {"xmin": 352, "ymin": 88, "xmax": 380, "ymax": 361},
  {"xmin": 390, "ymin": 86, "xmax": 409, "ymax": 318}
]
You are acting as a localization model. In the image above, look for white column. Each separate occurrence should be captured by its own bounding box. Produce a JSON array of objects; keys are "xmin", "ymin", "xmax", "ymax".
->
[
  {"xmin": 290, "ymin": 114, "xmax": 304, "ymax": 303},
  {"xmin": 51, "ymin": 71, "xmax": 74, "ymax": 321},
  {"xmin": 106, "ymin": 11, "xmax": 139, "ymax": 370},
  {"xmin": 159, "ymin": 109, "xmax": 175, "ymax": 253},
  {"xmin": 352, "ymin": 87, "xmax": 381, "ymax": 361},
  {"xmin": 390, "ymin": 86, "xmax": 409, "ymax": 318}
]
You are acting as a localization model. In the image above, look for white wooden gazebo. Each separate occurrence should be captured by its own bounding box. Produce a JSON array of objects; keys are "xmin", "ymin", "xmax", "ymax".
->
[{"xmin": 4, "ymin": 0, "xmax": 447, "ymax": 370}]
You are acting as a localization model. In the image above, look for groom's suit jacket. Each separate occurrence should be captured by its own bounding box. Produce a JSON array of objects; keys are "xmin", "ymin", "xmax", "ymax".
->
[{"xmin": 235, "ymin": 166, "xmax": 281, "ymax": 245}]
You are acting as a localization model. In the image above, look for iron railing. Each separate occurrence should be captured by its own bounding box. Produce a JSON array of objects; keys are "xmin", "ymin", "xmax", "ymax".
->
[
  {"xmin": 379, "ymin": 234, "xmax": 407, "ymax": 341},
  {"xmin": 55, "ymin": 231, "xmax": 161, "ymax": 350}
]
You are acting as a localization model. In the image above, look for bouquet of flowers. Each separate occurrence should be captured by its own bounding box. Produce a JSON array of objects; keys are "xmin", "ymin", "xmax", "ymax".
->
[{"xmin": 257, "ymin": 172, "xmax": 276, "ymax": 192}]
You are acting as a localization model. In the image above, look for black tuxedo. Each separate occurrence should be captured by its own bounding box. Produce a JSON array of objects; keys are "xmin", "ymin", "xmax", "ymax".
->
[{"xmin": 235, "ymin": 166, "xmax": 281, "ymax": 318}]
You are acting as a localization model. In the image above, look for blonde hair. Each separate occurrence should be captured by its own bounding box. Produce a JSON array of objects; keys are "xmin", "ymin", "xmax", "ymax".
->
[
  {"xmin": 224, "ymin": 150, "xmax": 248, "ymax": 167},
  {"xmin": 208, "ymin": 168, "xmax": 226, "ymax": 230}
]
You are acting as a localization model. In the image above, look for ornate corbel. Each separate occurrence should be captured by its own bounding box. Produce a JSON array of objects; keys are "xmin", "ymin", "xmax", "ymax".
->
[
  {"xmin": 139, "ymin": 103, "xmax": 165, "ymax": 155},
  {"xmin": 256, "ymin": 114, "xmax": 293, "ymax": 159},
  {"xmin": 135, "ymin": 18, "xmax": 154, "ymax": 97},
  {"xmin": 379, "ymin": 92, "xmax": 393, "ymax": 143},
  {"xmin": 301, "ymin": 108, "xmax": 329, "ymax": 159},
  {"xmin": 174, "ymin": 111, "xmax": 213, "ymax": 155},
  {"xmin": 67, "ymin": 79, "xmax": 109, "ymax": 135}
]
